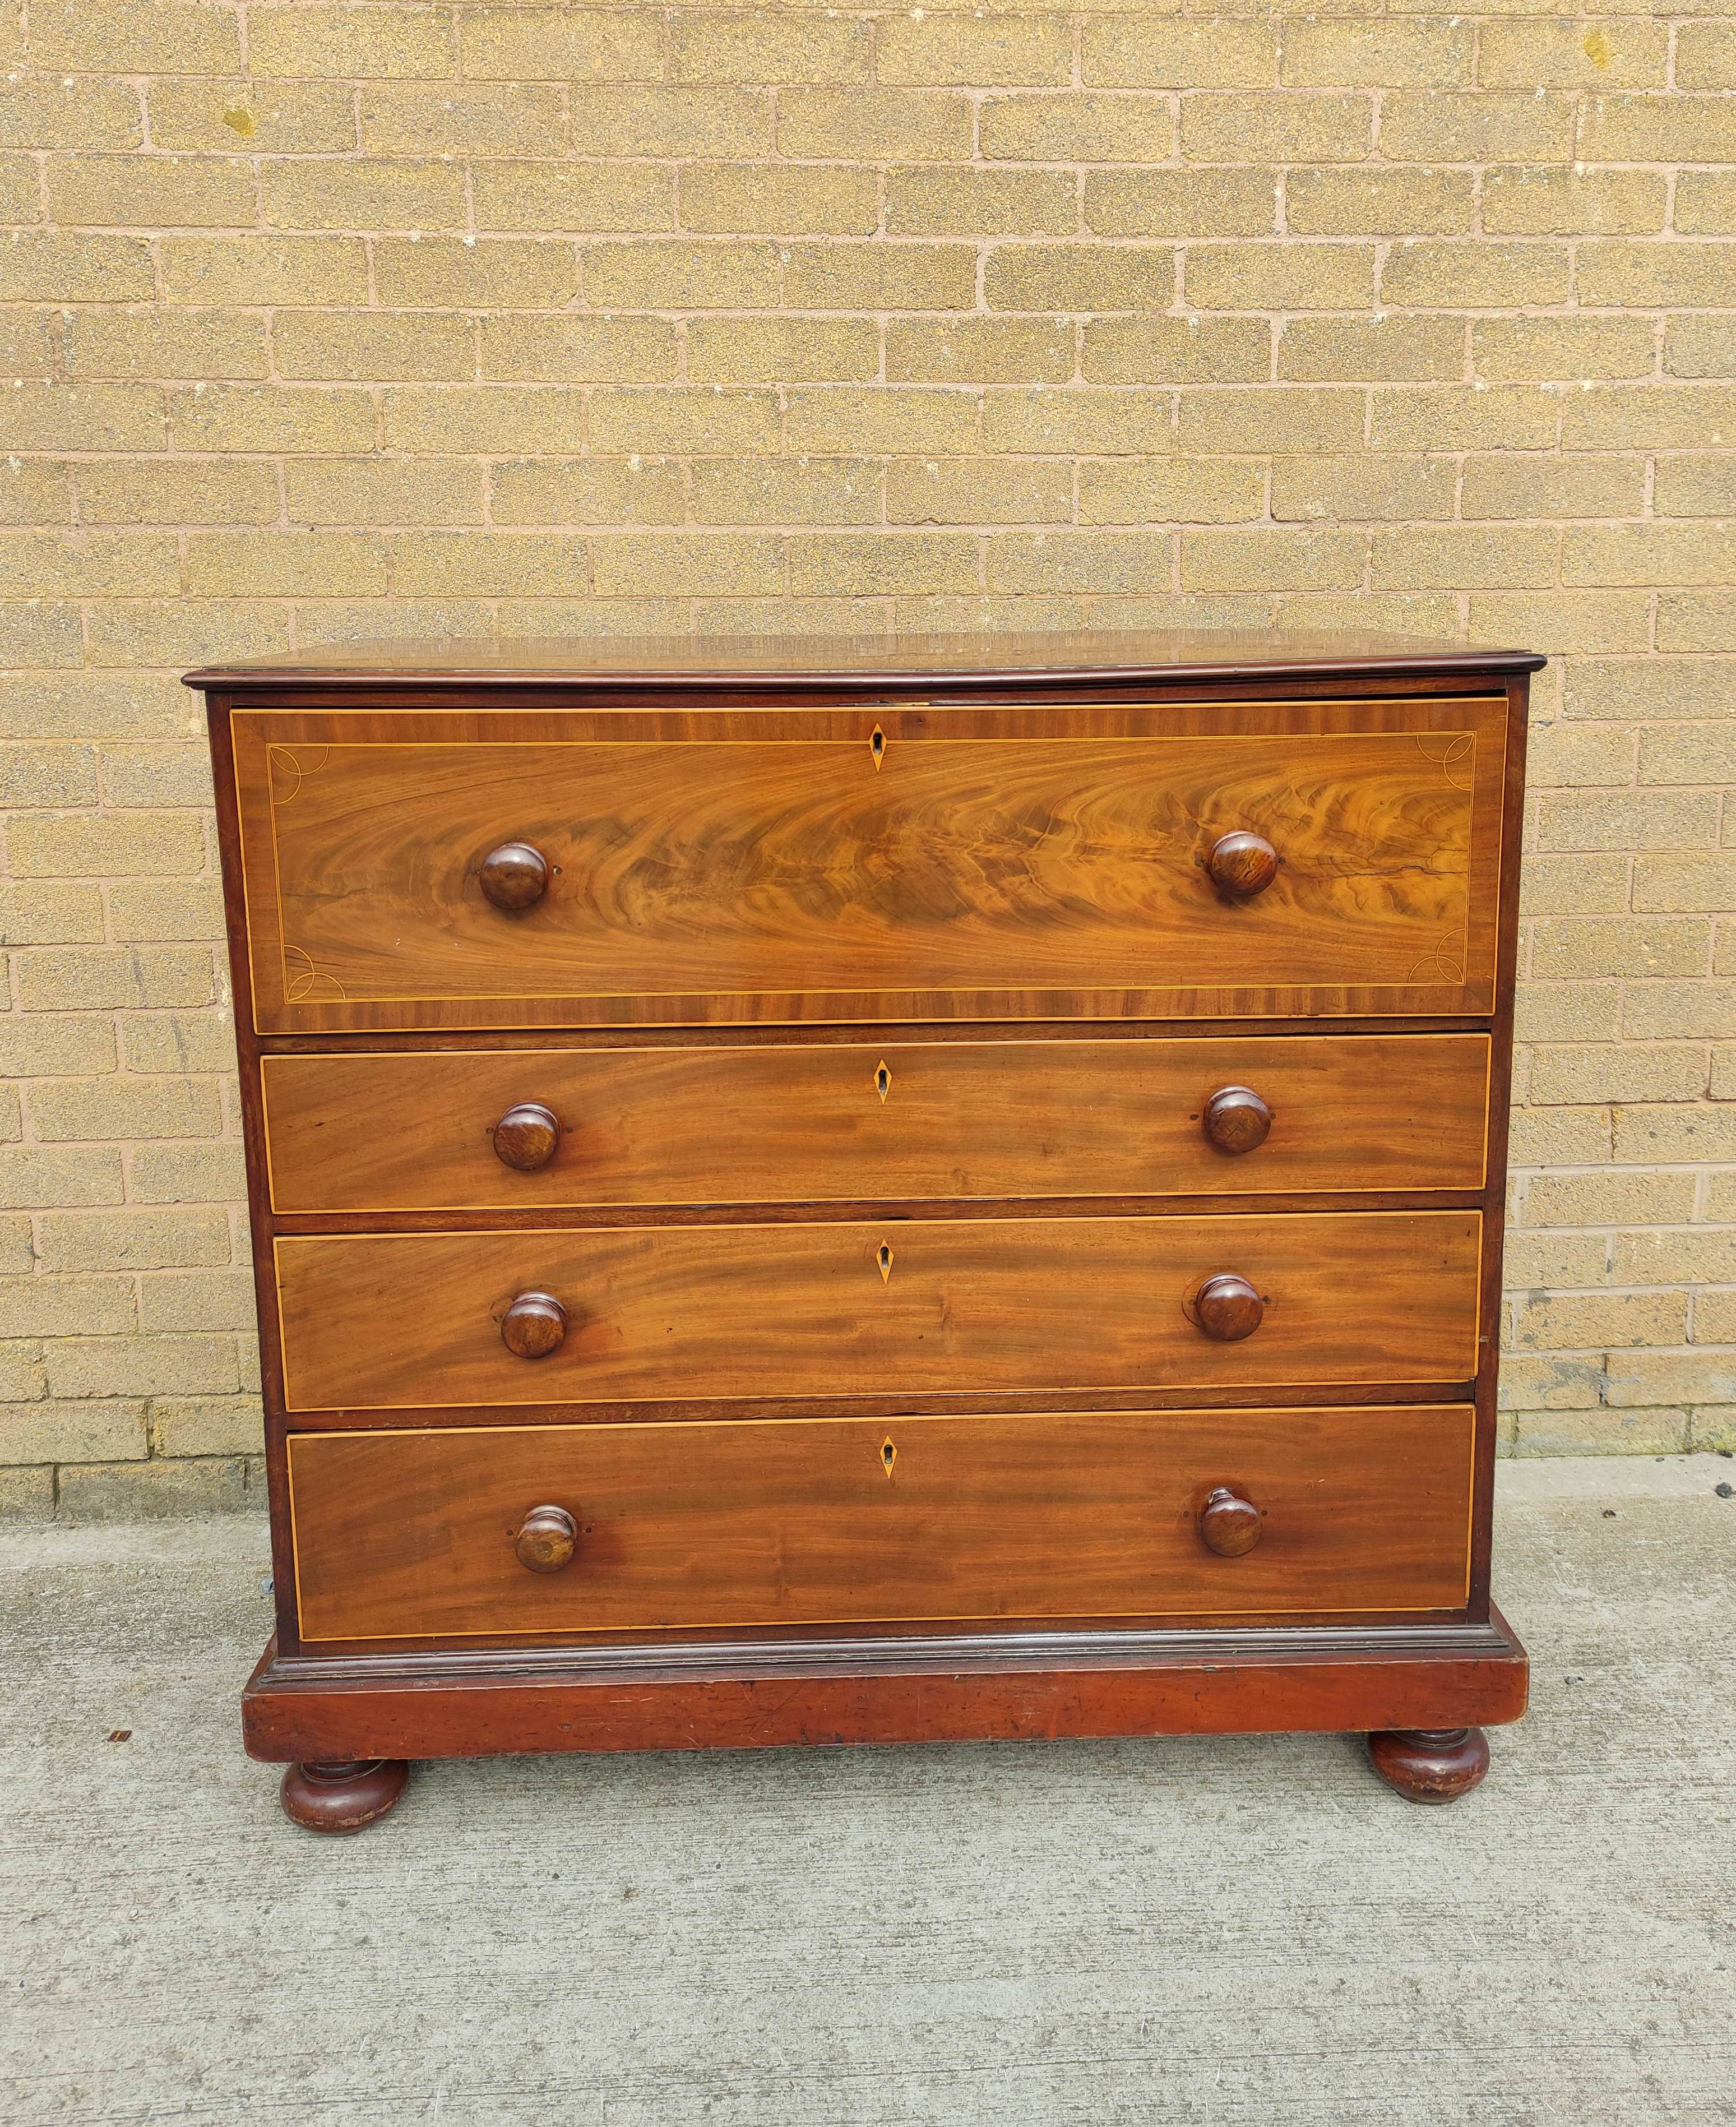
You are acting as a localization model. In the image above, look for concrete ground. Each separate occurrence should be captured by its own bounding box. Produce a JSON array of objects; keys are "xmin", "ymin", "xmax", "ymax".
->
[{"xmin": 2, "ymin": 1458, "xmax": 1733, "ymax": 2127}]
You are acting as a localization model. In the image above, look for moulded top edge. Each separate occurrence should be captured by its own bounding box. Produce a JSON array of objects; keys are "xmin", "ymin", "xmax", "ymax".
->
[{"xmin": 185, "ymin": 628, "xmax": 1548, "ymax": 692}]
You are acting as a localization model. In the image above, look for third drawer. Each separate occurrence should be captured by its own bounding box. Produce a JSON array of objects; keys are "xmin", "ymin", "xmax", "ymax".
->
[
  {"xmin": 261, "ymin": 1033, "xmax": 1490, "ymax": 1213},
  {"xmin": 274, "ymin": 1210, "xmax": 1483, "ymax": 1411}
]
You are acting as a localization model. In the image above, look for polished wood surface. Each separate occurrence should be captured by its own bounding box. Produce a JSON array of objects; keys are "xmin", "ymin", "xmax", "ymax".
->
[
  {"xmin": 476, "ymin": 840, "xmax": 548, "ymax": 912},
  {"xmin": 513, "ymin": 1505, "xmax": 578, "ymax": 1574},
  {"xmin": 1464, "ymin": 669, "xmax": 1530, "ymax": 1622},
  {"xmin": 1368, "ymin": 1725, "xmax": 1492, "ymax": 1803},
  {"xmin": 1192, "ymin": 1273, "xmax": 1265, "ymax": 1343},
  {"xmin": 490, "ymin": 1101, "xmax": 561, "ymax": 1174},
  {"xmin": 196, "ymin": 632, "xmax": 1533, "ymax": 1783},
  {"xmin": 260, "ymin": 1033, "xmax": 1490, "ymax": 1214},
  {"xmin": 1197, "ymin": 1486, "xmax": 1263, "ymax": 1557},
  {"xmin": 229, "ymin": 693, "xmax": 1508, "ymax": 1032},
  {"xmin": 243, "ymin": 1611, "xmax": 1530, "ymax": 1759},
  {"xmin": 189, "ymin": 627, "xmax": 1547, "ymax": 690},
  {"xmin": 286, "ymin": 1405, "xmax": 1475, "ymax": 1643},
  {"xmin": 274, "ymin": 1210, "xmax": 1482, "ymax": 1411},
  {"xmin": 499, "ymin": 1291, "xmax": 567, "ymax": 1360},
  {"xmin": 1206, "ymin": 830, "xmax": 1279, "ymax": 899},
  {"xmin": 1201, "ymin": 1085, "xmax": 1273, "ymax": 1156},
  {"xmin": 279, "ymin": 1757, "xmax": 409, "ymax": 1834}
]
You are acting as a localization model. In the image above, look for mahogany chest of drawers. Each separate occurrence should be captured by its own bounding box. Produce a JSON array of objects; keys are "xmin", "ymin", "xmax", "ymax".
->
[{"xmin": 191, "ymin": 630, "xmax": 1537, "ymax": 1832}]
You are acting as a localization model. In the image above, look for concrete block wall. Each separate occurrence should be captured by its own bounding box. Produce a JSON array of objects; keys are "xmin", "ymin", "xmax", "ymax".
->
[{"xmin": 1, "ymin": 1, "xmax": 1733, "ymax": 1514}]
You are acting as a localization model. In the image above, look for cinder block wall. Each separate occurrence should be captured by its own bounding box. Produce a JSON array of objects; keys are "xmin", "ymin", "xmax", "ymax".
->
[{"xmin": 2, "ymin": 2, "xmax": 1733, "ymax": 1515}]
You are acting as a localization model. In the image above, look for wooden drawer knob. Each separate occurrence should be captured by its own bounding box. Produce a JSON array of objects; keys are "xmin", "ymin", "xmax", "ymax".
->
[
  {"xmin": 492, "ymin": 1101, "xmax": 561, "ymax": 1172},
  {"xmin": 1202, "ymin": 1085, "xmax": 1272, "ymax": 1155},
  {"xmin": 501, "ymin": 1289, "xmax": 567, "ymax": 1358},
  {"xmin": 478, "ymin": 840, "xmax": 549, "ymax": 911},
  {"xmin": 1198, "ymin": 1487, "xmax": 1262, "ymax": 1557},
  {"xmin": 1206, "ymin": 831, "xmax": 1278, "ymax": 899},
  {"xmin": 1194, "ymin": 1272, "xmax": 1263, "ymax": 1342},
  {"xmin": 515, "ymin": 1504, "xmax": 578, "ymax": 1574}
]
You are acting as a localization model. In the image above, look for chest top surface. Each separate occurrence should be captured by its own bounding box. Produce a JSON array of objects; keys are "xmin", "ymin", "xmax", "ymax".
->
[{"xmin": 185, "ymin": 628, "xmax": 1545, "ymax": 692}]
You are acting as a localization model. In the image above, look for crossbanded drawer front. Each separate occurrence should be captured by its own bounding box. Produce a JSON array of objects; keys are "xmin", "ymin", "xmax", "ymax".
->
[
  {"xmin": 285, "ymin": 1405, "xmax": 1476, "ymax": 1643},
  {"xmin": 273, "ymin": 1211, "xmax": 1482, "ymax": 1411},
  {"xmin": 261, "ymin": 1032, "xmax": 1490, "ymax": 1214},
  {"xmin": 229, "ymin": 697, "xmax": 1507, "ymax": 1032}
]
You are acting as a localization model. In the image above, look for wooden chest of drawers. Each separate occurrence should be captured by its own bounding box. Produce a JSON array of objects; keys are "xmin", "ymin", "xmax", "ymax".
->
[{"xmin": 193, "ymin": 630, "xmax": 1536, "ymax": 1832}]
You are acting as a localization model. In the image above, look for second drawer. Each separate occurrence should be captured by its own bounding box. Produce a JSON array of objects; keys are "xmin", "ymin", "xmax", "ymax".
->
[
  {"xmin": 274, "ymin": 1211, "xmax": 1483, "ymax": 1411},
  {"xmin": 262, "ymin": 1033, "xmax": 1490, "ymax": 1213}
]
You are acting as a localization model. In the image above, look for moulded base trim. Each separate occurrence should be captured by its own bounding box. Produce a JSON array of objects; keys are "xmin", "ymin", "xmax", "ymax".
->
[{"xmin": 242, "ymin": 1610, "xmax": 1529, "ymax": 1763}]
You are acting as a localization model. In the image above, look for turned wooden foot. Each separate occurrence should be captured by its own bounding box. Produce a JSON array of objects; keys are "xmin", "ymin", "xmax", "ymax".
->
[
  {"xmin": 1367, "ymin": 1727, "xmax": 1490, "ymax": 1804},
  {"xmin": 280, "ymin": 1758, "xmax": 409, "ymax": 1834}
]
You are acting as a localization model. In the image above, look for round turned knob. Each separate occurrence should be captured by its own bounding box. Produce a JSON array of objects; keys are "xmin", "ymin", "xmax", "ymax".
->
[
  {"xmin": 1198, "ymin": 1486, "xmax": 1262, "ymax": 1558},
  {"xmin": 1202, "ymin": 1085, "xmax": 1272, "ymax": 1155},
  {"xmin": 1206, "ymin": 831, "xmax": 1279, "ymax": 899},
  {"xmin": 515, "ymin": 1504, "xmax": 578, "ymax": 1574},
  {"xmin": 478, "ymin": 840, "xmax": 549, "ymax": 912},
  {"xmin": 1193, "ymin": 1272, "xmax": 1264, "ymax": 1342},
  {"xmin": 500, "ymin": 1289, "xmax": 567, "ymax": 1359},
  {"xmin": 492, "ymin": 1101, "xmax": 561, "ymax": 1173}
]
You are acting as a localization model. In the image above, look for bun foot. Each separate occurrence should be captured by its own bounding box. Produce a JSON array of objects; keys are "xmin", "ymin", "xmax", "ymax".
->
[
  {"xmin": 1367, "ymin": 1727, "xmax": 1490, "ymax": 1804},
  {"xmin": 280, "ymin": 1758, "xmax": 409, "ymax": 1834}
]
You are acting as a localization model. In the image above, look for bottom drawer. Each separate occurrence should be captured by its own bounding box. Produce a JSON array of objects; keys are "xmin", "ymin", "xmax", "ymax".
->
[{"xmin": 288, "ymin": 1407, "xmax": 1474, "ymax": 1643}]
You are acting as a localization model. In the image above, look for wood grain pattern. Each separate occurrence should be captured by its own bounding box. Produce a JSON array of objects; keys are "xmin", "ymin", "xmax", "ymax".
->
[
  {"xmin": 278, "ymin": 1756, "xmax": 409, "ymax": 1833},
  {"xmin": 261, "ymin": 1033, "xmax": 1492, "ymax": 1214},
  {"xmin": 1205, "ymin": 830, "xmax": 1279, "ymax": 898},
  {"xmin": 489, "ymin": 1101, "xmax": 561, "ymax": 1174},
  {"xmin": 1192, "ymin": 1273, "xmax": 1265, "ymax": 1342},
  {"xmin": 1466, "ymin": 668, "xmax": 1531, "ymax": 1621},
  {"xmin": 242, "ymin": 1610, "xmax": 1531, "ymax": 1759},
  {"xmin": 273, "ymin": 1210, "xmax": 1482, "ymax": 1412},
  {"xmin": 1201, "ymin": 1084, "xmax": 1274, "ymax": 1155},
  {"xmin": 286, "ymin": 1404, "xmax": 1476, "ymax": 1643},
  {"xmin": 198, "ymin": 635, "xmax": 1534, "ymax": 1762},
  {"xmin": 476, "ymin": 840, "xmax": 549, "ymax": 912},
  {"xmin": 498, "ymin": 1290, "xmax": 567, "ymax": 1360},
  {"xmin": 229, "ymin": 695, "xmax": 1508, "ymax": 1031},
  {"xmin": 1368, "ymin": 1726, "xmax": 1492, "ymax": 1803},
  {"xmin": 1197, "ymin": 1486, "xmax": 1263, "ymax": 1557},
  {"xmin": 513, "ymin": 1504, "xmax": 578, "ymax": 1574},
  {"xmin": 188, "ymin": 626, "xmax": 1547, "ymax": 690}
]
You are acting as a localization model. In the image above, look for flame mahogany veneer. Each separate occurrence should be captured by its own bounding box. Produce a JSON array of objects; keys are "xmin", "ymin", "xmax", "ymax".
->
[
  {"xmin": 286, "ymin": 1407, "xmax": 1478, "ymax": 1644},
  {"xmin": 193, "ymin": 630, "xmax": 1538, "ymax": 1830}
]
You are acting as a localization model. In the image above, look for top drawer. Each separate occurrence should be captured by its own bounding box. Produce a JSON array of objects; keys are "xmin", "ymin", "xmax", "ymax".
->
[{"xmin": 225, "ymin": 695, "xmax": 1510, "ymax": 1033}]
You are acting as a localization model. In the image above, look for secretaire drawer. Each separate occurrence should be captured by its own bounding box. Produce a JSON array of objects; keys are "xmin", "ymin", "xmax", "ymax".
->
[
  {"xmin": 273, "ymin": 1211, "xmax": 1482, "ymax": 1411},
  {"xmin": 261, "ymin": 1032, "xmax": 1490, "ymax": 1213},
  {"xmin": 286, "ymin": 1405, "xmax": 1476, "ymax": 1643},
  {"xmin": 229, "ymin": 695, "xmax": 1508, "ymax": 1032}
]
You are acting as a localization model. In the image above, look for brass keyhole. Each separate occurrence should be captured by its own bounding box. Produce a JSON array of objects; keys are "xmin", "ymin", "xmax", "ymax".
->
[
  {"xmin": 869, "ymin": 726, "xmax": 886, "ymax": 770},
  {"xmin": 875, "ymin": 1061, "xmax": 891, "ymax": 1103},
  {"xmin": 881, "ymin": 1437, "xmax": 897, "ymax": 1478},
  {"xmin": 877, "ymin": 1242, "xmax": 894, "ymax": 1283}
]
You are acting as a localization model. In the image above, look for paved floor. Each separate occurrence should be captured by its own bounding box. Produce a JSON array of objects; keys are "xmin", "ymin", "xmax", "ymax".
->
[{"xmin": 3, "ymin": 1456, "xmax": 1733, "ymax": 2127}]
